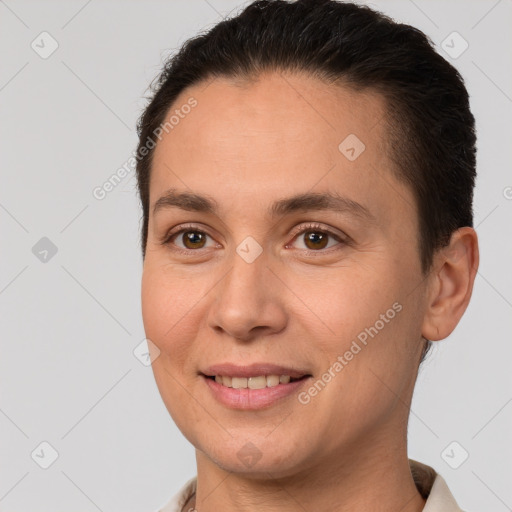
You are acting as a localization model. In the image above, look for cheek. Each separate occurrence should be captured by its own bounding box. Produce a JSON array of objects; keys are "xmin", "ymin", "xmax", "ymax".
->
[
  {"xmin": 141, "ymin": 268, "xmax": 168, "ymax": 347},
  {"xmin": 141, "ymin": 264, "xmax": 202, "ymax": 364},
  {"xmin": 306, "ymin": 266, "xmax": 400, "ymax": 343},
  {"xmin": 306, "ymin": 265, "xmax": 417, "ymax": 391},
  {"xmin": 304, "ymin": 302, "xmax": 419, "ymax": 449},
  {"xmin": 141, "ymin": 265, "xmax": 207, "ymax": 431}
]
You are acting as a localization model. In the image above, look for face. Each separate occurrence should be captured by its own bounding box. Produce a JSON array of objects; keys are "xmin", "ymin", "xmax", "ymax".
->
[{"xmin": 141, "ymin": 71, "xmax": 429, "ymax": 478}]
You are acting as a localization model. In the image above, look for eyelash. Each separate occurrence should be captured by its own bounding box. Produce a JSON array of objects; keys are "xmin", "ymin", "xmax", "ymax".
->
[{"xmin": 160, "ymin": 222, "xmax": 348, "ymax": 256}]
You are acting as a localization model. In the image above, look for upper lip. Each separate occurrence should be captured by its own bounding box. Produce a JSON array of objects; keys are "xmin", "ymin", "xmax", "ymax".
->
[{"xmin": 201, "ymin": 363, "xmax": 311, "ymax": 379}]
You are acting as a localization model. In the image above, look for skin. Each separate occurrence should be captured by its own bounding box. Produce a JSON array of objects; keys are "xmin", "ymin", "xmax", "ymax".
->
[{"xmin": 141, "ymin": 70, "xmax": 479, "ymax": 512}]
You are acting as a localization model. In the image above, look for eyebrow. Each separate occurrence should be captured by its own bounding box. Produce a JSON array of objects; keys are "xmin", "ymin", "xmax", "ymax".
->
[{"xmin": 152, "ymin": 188, "xmax": 376, "ymax": 223}]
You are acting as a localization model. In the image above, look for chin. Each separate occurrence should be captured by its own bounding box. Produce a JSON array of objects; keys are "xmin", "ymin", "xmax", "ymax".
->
[{"xmin": 196, "ymin": 431, "xmax": 313, "ymax": 479}]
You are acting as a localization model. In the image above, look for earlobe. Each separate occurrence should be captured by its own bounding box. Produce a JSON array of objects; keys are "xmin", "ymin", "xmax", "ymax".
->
[{"xmin": 421, "ymin": 227, "xmax": 479, "ymax": 341}]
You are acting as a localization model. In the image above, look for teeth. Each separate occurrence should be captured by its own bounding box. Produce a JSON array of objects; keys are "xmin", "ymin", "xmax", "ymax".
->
[
  {"xmin": 232, "ymin": 377, "xmax": 247, "ymax": 389},
  {"xmin": 248, "ymin": 376, "xmax": 267, "ymax": 389},
  {"xmin": 266, "ymin": 375, "xmax": 280, "ymax": 387},
  {"xmin": 212, "ymin": 374, "xmax": 297, "ymax": 389}
]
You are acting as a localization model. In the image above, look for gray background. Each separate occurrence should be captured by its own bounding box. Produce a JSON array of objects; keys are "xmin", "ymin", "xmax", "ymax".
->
[{"xmin": 1, "ymin": 0, "xmax": 511, "ymax": 510}]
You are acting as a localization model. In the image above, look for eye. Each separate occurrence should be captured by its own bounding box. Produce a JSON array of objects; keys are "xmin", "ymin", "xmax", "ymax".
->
[
  {"xmin": 162, "ymin": 225, "xmax": 217, "ymax": 253},
  {"xmin": 161, "ymin": 222, "xmax": 348, "ymax": 255},
  {"xmin": 288, "ymin": 223, "xmax": 346, "ymax": 252}
]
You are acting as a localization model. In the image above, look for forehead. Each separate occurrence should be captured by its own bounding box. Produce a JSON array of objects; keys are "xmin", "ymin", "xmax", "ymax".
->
[
  {"xmin": 149, "ymin": 71, "xmax": 413, "ymax": 227},
  {"xmin": 154, "ymin": 70, "xmax": 388, "ymax": 164}
]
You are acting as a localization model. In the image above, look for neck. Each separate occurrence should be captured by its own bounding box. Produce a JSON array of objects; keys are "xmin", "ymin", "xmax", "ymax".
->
[{"xmin": 190, "ymin": 435, "xmax": 426, "ymax": 512}]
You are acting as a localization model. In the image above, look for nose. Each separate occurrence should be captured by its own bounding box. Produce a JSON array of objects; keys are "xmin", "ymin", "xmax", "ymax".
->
[{"xmin": 207, "ymin": 248, "xmax": 287, "ymax": 342}]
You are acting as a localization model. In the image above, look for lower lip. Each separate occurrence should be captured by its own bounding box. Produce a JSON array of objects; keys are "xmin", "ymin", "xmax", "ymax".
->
[{"xmin": 202, "ymin": 375, "xmax": 310, "ymax": 410}]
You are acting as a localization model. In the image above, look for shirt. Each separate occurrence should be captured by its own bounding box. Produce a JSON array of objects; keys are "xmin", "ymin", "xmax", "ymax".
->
[{"xmin": 157, "ymin": 458, "xmax": 465, "ymax": 512}]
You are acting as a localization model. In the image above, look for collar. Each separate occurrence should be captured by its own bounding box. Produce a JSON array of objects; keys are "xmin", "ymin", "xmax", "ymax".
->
[
  {"xmin": 158, "ymin": 459, "xmax": 465, "ymax": 512},
  {"xmin": 409, "ymin": 459, "xmax": 465, "ymax": 511}
]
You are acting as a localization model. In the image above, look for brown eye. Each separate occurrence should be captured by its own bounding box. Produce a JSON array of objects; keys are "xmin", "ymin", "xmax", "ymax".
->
[
  {"xmin": 289, "ymin": 224, "xmax": 346, "ymax": 252},
  {"xmin": 162, "ymin": 225, "xmax": 218, "ymax": 254},
  {"xmin": 181, "ymin": 231, "xmax": 206, "ymax": 249},
  {"xmin": 303, "ymin": 231, "xmax": 329, "ymax": 250}
]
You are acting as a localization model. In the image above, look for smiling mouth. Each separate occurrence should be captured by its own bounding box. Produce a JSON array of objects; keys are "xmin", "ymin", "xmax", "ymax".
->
[{"xmin": 202, "ymin": 374, "xmax": 310, "ymax": 389}]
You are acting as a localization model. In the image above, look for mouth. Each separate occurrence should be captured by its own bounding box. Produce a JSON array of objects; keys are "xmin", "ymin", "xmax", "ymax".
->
[
  {"xmin": 202, "ymin": 374, "xmax": 310, "ymax": 389},
  {"xmin": 200, "ymin": 362, "xmax": 312, "ymax": 387},
  {"xmin": 199, "ymin": 363, "xmax": 312, "ymax": 409}
]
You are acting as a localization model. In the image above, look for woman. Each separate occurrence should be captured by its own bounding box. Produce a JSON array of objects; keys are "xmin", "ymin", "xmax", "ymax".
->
[{"xmin": 135, "ymin": 1, "xmax": 479, "ymax": 510}]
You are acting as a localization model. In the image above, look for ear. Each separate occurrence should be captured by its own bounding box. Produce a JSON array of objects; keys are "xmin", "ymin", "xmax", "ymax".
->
[{"xmin": 421, "ymin": 227, "xmax": 479, "ymax": 341}]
